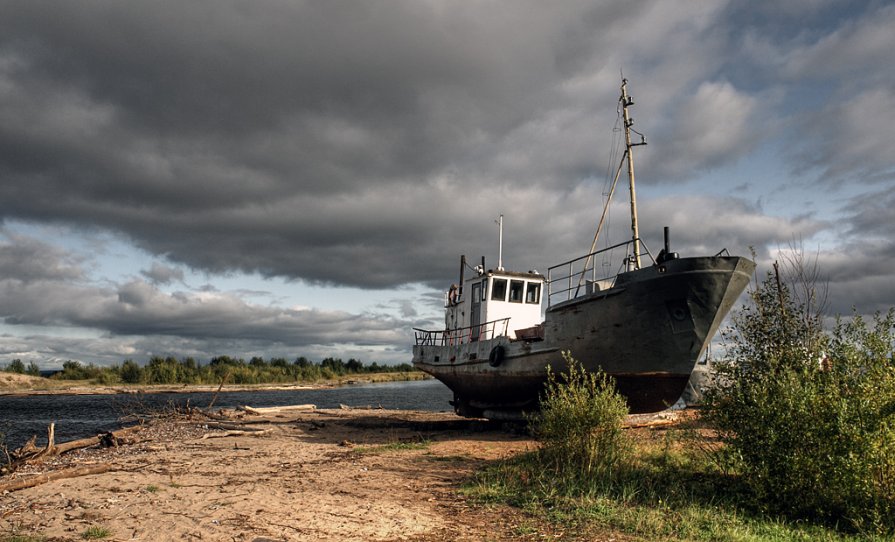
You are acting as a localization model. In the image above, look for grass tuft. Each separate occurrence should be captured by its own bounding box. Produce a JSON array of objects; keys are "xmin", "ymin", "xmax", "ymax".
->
[
  {"xmin": 1, "ymin": 534, "xmax": 46, "ymax": 542},
  {"xmin": 80, "ymin": 526, "xmax": 112, "ymax": 540}
]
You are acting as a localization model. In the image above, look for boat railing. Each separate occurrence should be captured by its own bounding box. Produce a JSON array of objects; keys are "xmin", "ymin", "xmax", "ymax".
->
[
  {"xmin": 546, "ymin": 238, "xmax": 653, "ymax": 306},
  {"xmin": 413, "ymin": 318, "xmax": 510, "ymax": 347}
]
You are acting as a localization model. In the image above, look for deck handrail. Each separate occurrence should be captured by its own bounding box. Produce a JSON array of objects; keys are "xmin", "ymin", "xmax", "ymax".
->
[
  {"xmin": 413, "ymin": 318, "xmax": 510, "ymax": 346},
  {"xmin": 546, "ymin": 238, "xmax": 653, "ymax": 306}
]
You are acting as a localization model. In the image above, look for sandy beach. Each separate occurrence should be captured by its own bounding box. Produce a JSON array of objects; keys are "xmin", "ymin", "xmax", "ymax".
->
[
  {"xmin": 1, "ymin": 407, "xmax": 562, "ymax": 541},
  {"xmin": 0, "ymin": 372, "xmax": 429, "ymax": 397}
]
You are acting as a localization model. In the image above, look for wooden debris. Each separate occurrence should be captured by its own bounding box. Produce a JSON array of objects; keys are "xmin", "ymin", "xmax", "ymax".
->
[
  {"xmin": 0, "ymin": 463, "xmax": 112, "ymax": 493},
  {"xmin": 206, "ymin": 369, "xmax": 231, "ymax": 410},
  {"xmin": 3, "ymin": 424, "xmax": 144, "ymax": 475},
  {"xmin": 201, "ymin": 429, "xmax": 271, "ymax": 439},
  {"xmin": 238, "ymin": 404, "xmax": 316, "ymax": 415},
  {"xmin": 624, "ymin": 419, "xmax": 676, "ymax": 429},
  {"xmin": 201, "ymin": 422, "xmax": 270, "ymax": 432},
  {"xmin": 54, "ymin": 425, "xmax": 144, "ymax": 455}
]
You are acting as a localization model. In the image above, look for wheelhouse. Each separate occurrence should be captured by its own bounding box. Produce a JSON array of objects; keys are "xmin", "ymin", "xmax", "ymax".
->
[{"xmin": 445, "ymin": 267, "xmax": 545, "ymax": 341}]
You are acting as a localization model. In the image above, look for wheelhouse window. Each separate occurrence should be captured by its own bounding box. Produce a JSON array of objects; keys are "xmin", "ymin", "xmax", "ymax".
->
[
  {"xmin": 525, "ymin": 282, "xmax": 541, "ymax": 304},
  {"xmin": 509, "ymin": 280, "xmax": 524, "ymax": 303},
  {"xmin": 491, "ymin": 278, "xmax": 507, "ymax": 301}
]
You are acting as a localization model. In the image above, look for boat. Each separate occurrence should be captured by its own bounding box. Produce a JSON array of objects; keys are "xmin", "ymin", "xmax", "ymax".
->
[{"xmin": 412, "ymin": 79, "xmax": 755, "ymax": 419}]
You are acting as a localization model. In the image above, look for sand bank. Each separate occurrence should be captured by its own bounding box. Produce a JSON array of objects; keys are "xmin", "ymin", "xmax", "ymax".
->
[
  {"xmin": 0, "ymin": 372, "xmax": 430, "ymax": 396},
  {"xmin": 1, "ymin": 408, "xmax": 550, "ymax": 541}
]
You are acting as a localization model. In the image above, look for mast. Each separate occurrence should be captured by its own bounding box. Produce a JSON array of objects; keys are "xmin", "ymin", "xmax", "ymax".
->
[
  {"xmin": 575, "ymin": 78, "xmax": 648, "ymax": 294},
  {"xmin": 620, "ymin": 79, "xmax": 645, "ymax": 269}
]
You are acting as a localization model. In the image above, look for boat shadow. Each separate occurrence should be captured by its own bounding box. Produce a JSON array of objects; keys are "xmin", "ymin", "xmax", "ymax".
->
[{"xmin": 283, "ymin": 409, "xmax": 529, "ymax": 447}]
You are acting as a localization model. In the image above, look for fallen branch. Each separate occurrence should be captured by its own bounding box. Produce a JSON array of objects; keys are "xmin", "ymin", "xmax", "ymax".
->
[
  {"xmin": 54, "ymin": 425, "xmax": 144, "ymax": 455},
  {"xmin": 4, "ymin": 425, "xmax": 144, "ymax": 475},
  {"xmin": 238, "ymin": 404, "xmax": 316, "ymax": 415},
  {"xmin": 207, "ymin": 369, "xmax": 231, "ymax": 410},
  {"xmin": 201, "ymin": 422, "xmax": 270, "ymax": 432},
  {"xmin": 624, "ymin": 419, "xmax": 676, "ymax": 429},
  {"xmin": 7, "ymin": 423, "xmax": 56, "ymax": 466},
  {"xmin": 0, "ymin": 463, "xmax": 112, "ymax": 493},
  {"xmin": 201, "ymin": 429, "xmax": 271, "ymax": 439}
]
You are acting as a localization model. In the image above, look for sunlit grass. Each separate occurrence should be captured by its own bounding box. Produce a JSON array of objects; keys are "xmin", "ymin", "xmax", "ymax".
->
[
  {"xmin": 0, "ymin": 533, "xmax": 47, "ymax": 542},
  {"xmin": 466, "ymin": 423, "xmax": 889, "ymax": 542}
]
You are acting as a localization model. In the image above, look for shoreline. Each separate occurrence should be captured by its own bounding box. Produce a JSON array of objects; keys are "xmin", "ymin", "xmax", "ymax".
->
[
  {"xmin": 0, "ymin": 370, "xmax": 431, "ymax": 397},
  {"xmin": 0, "ymin": 407, "xmax": 541, "ymax": 541},
  {"xmin": 0, "ymin": 406, "xmax": 684, "ymax": 540}
]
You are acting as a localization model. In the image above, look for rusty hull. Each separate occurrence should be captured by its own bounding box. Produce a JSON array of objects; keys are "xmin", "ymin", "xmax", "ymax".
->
[{"xmin": 413, "ymin": 255, "xmax": 755, "ymax": 418}]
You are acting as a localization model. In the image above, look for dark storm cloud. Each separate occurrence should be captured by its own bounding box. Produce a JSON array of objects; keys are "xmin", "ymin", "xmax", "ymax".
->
[
  {"xmin": 1, "ymin": 0, "xmax": 893, "ymax": 370},
  {"xmin": 813, "ymin": 187, "xmax": 895, "ymax": 315},
  {"xmin": 0, "ymin": 231, "xmax": 414, "ymax": 364},
  {"xmin": 0, "ymin": 276, "xmax": 407, "ymax": 345},
  {"xmin": 0, "ymin": 1, "xmax": 776, "ymax": 289},
  {"xmin": 771, "ymin": 2, "xmax": 895, "ymax": 185}
]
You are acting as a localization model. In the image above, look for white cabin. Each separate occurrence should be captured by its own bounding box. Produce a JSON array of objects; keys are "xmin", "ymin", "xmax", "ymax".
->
[{"xmin": 445, "ymin": 268, "xmax": 545, "ymax": 341}]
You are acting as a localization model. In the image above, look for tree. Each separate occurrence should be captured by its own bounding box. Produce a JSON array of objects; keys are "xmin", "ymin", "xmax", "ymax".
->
[
  {"xmin": 120, "ymin": 359, "xmax": 143, "ymax": 384},
  {"xmin": 294, "ymin": 356, "xmax": 310, "ymax": 368},
  {"xmin": 321, "ymin": 357, "xmax": 345, "ymax": 374},
  {"xmin": 25, "ymin": 361, "xmax": 41, "ymax": 377},
  {"xmin": 249, "ymin": 356, "xmax": 267, "ymax": 367},
  {"xmin": 704, "ymin": 262, "xmax": 895, "ymax": 533},
  {"xmin": 5, "ymin": 359, "xmax": 25, "ymax": 374},
  {"xmin": 58, "ymin": 360, "xmax": 87, "ymax": 380},
  {"xmin": 146, "ymin": 356, "xmax": 179, "ymax": 384}
]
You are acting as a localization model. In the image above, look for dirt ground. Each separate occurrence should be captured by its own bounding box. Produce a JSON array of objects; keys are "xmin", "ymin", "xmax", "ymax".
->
[{"xmin": 1, "ymin": 407, "xmax": 598, "ymax": 541}]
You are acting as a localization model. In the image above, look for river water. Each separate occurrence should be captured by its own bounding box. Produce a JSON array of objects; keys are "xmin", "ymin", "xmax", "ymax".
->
[{"xmin": 0, "ymin": 379, "xmax": 453, "ymax": 450}]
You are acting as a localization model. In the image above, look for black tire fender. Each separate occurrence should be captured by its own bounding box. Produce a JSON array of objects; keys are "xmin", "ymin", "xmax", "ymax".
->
[{"xmin": 488, "ymin": 345, "xmax": 505, "ymax": 367}]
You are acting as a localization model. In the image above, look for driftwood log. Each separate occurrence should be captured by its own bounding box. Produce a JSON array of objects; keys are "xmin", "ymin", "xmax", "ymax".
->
[
  {"xmin": 2, "ymin": 424, "xmax": 144, "ymax": 475},
  {"xmin": 201, "ymin": 429, "xmax": 272, "ymax": 439},
  {"xmin": 238, "ymin": 404, "xmax": 316, "ymax": 415},
  {"xmin": 0, "ymin": 463, "xmax": 112, "ymax": 493},
  {"xmin": 201, "ymin": 422, "xmax": 270, "ymax": 432},
  {"xmin": 624, "ymin": 419, "xmax": 676, "ymax": 429}
]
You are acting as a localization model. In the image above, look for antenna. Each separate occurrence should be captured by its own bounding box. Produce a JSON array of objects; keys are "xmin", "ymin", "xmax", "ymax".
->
[{"xmin": 495, "ymin": 214, "xmax": 504, "ymax": 271}]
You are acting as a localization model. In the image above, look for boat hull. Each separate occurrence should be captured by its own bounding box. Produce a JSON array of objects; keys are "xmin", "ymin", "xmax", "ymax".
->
[{"xmin": 413, "ymin": 255, "xmax": 754, "ymax": 417}]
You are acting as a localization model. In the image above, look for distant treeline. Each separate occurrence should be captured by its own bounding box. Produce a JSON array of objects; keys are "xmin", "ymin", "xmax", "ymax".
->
[{"xmin": 1, "ymin": 356, "xmax": 417, "ymax": 385}]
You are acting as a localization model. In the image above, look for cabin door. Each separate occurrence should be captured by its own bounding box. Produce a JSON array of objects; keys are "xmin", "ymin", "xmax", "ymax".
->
[{"xmin": 470, "ymin": 282, "xmax": 482, "ymax": 341}]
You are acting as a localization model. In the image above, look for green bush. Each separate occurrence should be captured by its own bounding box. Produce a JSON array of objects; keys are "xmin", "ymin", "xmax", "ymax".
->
[
  {"xmin": 704, "ymin": 271, "xmax": 895, "ymax": 534},
  {"xmin": 119, "ymin": 360, "xmax": 143, "ymax": 384},
  {"xmin": 25, "ymin": 361, "xmax": 41, "ymax": 376},
  {"xmin": 530, "ymin": 351, "xmax": 630, "ymax": 482},
  {"xmin": 4, "ymin": 359, "xmax": 25, "ymax": 374}
]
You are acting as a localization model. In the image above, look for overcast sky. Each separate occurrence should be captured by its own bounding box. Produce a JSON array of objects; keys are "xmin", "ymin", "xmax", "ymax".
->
[{"xmin": 1, "ymin": 0, "xmax": 893, "ymax": 368}]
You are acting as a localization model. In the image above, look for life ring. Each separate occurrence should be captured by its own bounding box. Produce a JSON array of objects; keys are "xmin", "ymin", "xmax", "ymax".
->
[
  {"xmin": 488, "ymin": 345, "xmax": 505, "ymax": 367},
  {"xmin": 448, "ymin": 284, "xmax": 459, "ymax": 306}
]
